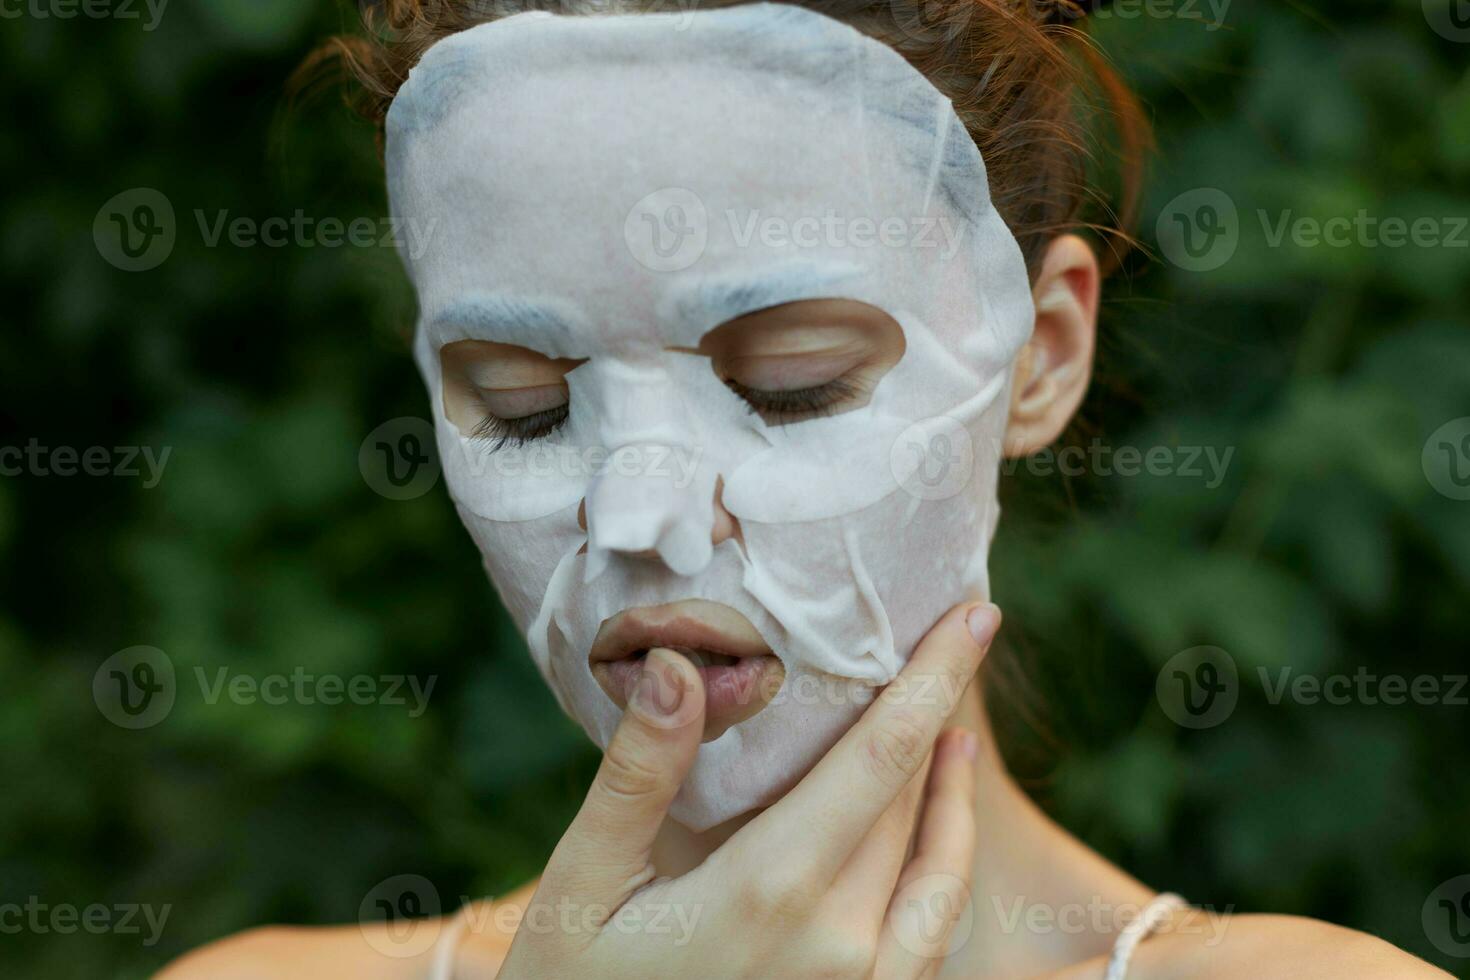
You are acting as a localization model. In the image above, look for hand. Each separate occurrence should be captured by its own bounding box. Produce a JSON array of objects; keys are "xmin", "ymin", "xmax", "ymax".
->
[{"xmin": 491, "ymin": 601, "xmax": 1002, "ymax": 979}]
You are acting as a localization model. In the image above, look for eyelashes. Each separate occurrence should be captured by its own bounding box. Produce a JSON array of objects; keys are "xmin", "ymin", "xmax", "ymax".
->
[
  {"xmin": 720, "ymin": 375, "xmax": 863, "ymax": 423},
  {"xmin": 470, "ymin": 405, "xmax": 569, "ymax": 450},
  {"xmin": 468, "ymin": 375, "xmax": 862, "ymax": 449}
]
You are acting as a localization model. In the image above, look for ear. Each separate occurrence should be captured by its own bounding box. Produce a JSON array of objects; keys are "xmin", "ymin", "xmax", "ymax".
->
[{"xmin": 1004, "ymin": 234, "xmax": 1099, "ymax": 457}]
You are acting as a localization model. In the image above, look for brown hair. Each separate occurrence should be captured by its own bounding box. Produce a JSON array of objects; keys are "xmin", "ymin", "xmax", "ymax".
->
[{"xmin": 298, "ymin": 0, "xmax": 1150, "ymax": 278}]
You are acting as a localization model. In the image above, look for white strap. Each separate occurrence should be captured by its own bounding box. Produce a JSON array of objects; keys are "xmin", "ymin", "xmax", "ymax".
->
[
  {"xmin": 1104, "ymin": 892, "xmax": 1187, "ymax": 980},
  {"xmin": 427, "ymin": 900, "xmax": 481, "ymax": 980}
]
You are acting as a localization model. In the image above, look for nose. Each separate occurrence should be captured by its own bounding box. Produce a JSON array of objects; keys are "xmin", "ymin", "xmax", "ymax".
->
[
  {"xmin": 578, "ymin": 480, "xmax": 739, "ymax": 554},
  {"xmin": 579, "ymin": 470, "xmax": 740, "ymax": 577}
]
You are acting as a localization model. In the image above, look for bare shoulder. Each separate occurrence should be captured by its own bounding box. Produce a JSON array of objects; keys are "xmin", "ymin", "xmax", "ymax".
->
[
  {"xmin": 1172, "ymin": 914, "xmax": 1447, "ymax": 978},
  {"xmin": 155, "ymin": 880, "xmax": 539, "ymax": 980},
  {"xmin": 153, "ymin": 924, "xmax": 383, "ymax": 980},
  {"xmin": 1046, "ymin": 912, "xmax": 1450, "ymax": 979}
]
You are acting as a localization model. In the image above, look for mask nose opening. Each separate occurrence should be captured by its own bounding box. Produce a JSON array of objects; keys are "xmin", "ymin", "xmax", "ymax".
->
[{"xmin": 579, "ymin": 442, "xmax": 729, "ymax": 580}]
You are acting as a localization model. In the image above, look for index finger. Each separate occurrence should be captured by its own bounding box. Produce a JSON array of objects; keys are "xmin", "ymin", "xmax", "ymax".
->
[
  {"xmin": 538, "ymin": 647, "xmax": 706, "ymax": 911},
  {"xmin": 740, "ymin": 601, "xmax": 999, "ymax": 888}
]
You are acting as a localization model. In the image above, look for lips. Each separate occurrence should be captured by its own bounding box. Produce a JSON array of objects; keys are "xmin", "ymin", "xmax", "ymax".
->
[{"xmin": 589, "ymin": 600, "xmax": 785, "ymax": 742}]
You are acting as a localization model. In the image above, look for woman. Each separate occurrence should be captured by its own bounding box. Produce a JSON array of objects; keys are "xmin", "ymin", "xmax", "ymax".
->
[{"xmin": 162, "ymin": 0, "xmax": 1445, "ymax": 976}]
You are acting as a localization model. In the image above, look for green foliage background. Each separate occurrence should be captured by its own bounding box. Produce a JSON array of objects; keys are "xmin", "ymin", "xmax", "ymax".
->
[{"xmin": 1, "ymin": 1, "xmax": 1466, "ymax": 976}]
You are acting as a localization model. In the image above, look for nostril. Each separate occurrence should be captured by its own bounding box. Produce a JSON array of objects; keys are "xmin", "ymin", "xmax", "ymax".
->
[
  {"xmin": 711, "ymin": 477, "xmax": 743, "ymax": 548},
  {"xmin": 579, "ymin": 454, "xmax": 722, "ymax": 575},
  {"xmin": 710, "ymin": 507, "xmax": 738, "ymax": 546}
]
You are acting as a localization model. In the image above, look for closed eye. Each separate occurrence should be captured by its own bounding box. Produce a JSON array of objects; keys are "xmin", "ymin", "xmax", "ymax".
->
[
  {"xmin": 440, "ymin": 339, "xmax": 579, "ymax": 450},
  {"xmin": 469, "ymin": 405, "xmax": 569, "ymax": 449},
  {"xmin": 697, "ymin": 298, "xmax": 905, "ymax": 425},
  {"xmin": 720, "ymin": 375, "xmax": 864, "ymax": 423}
]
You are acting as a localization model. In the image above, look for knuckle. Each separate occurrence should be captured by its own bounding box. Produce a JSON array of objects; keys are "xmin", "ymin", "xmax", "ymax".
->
[
  {"xmin": 736, "ymin": 863, "xmax": 819, "ymax": 919},
  {"xmin": 863, "ymin": 709, "xmax": 931, "ymax": 786},
  {"xmin": 597, "ymin": 741, "xmax": 665, "ymax": 803},
  {"xmin": 927, "ymin": 655, "xmax": 974, "ymax": 708},
  {"xmin": 808, "ymin": 923, "xmax": 878, "ymax": 978}
]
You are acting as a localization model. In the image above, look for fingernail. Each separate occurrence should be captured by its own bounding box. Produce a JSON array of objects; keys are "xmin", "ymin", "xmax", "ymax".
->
[
  {"xmin": 966, "ymin": 603, "xmax": 1001, "ymax": 647},
  {"xmin": 631, "ymin": 647, "xmax": 686, "ymax": 721}
]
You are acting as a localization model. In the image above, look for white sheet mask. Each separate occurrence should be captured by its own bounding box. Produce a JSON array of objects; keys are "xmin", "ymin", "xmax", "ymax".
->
[{"xmin": 386, "ymin": 2, "xmax": 1035, "ymax": 830}]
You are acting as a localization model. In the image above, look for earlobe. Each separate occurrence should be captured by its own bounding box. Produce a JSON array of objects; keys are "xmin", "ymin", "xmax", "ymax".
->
[{"xmin": 1003, "ymin": 235, "xmax": 1100, "ymax": 457}]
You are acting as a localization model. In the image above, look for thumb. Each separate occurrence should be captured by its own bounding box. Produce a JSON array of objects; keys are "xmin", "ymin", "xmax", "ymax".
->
[{"xmin": 541, "ymin": 647, "xmax": 706, "ymax": 909}]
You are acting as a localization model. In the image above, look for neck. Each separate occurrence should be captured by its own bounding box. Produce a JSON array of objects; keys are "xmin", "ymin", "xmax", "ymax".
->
[{"xmin": 650, "ymin": 675, "xmax": 1154, "ymax": 978}]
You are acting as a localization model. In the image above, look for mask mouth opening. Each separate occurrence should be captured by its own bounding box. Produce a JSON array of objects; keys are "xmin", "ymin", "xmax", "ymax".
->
[{"xmin": 587, "ymin": 600, "xmax": 787, "ymax": 742}]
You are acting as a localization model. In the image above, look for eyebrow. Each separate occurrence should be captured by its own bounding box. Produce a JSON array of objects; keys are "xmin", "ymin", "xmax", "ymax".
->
[
  {"xmin": 658, "ymin": 261, "xmax": 866, "ymax": 345},
  {"xmin": 425, "ymin": 294, "xmax": 589, "ymax": 358},
  {"xmin": 424, "ymin": 263, "xmax": 871, "ymax": 354}
]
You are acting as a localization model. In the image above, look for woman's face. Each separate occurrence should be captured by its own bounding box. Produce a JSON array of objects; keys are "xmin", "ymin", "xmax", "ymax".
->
[
  {"xmin": 385, "ymin": 6, "xmax": 1035, "ymax": 829},
  {"xmin": 441, "ymin": 299, "xmax": 906, "ymax": 743}
]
